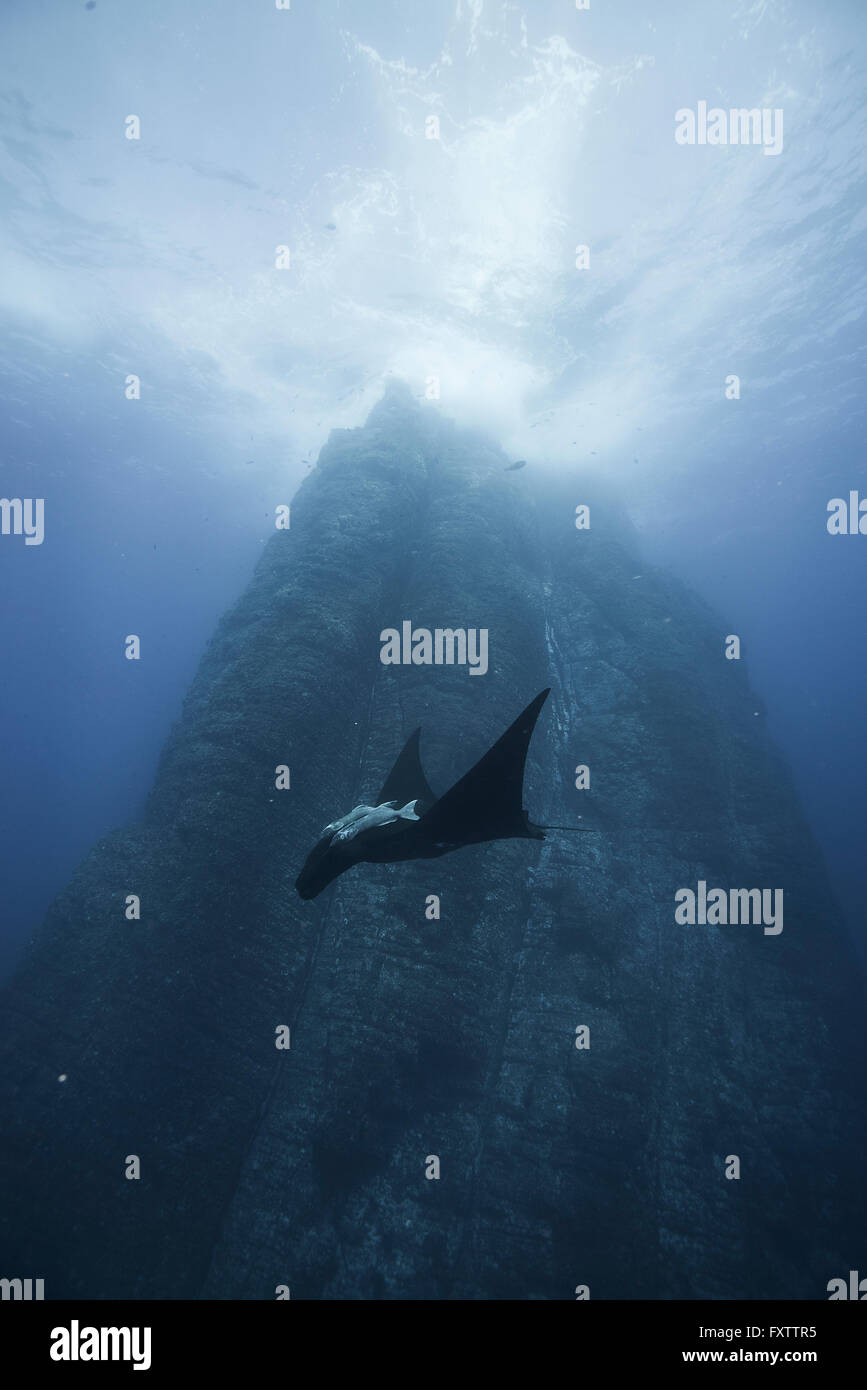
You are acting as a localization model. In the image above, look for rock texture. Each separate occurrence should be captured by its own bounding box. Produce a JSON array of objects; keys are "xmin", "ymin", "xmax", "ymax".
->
[{"xmin": 1, "ymin": 382, "xmax": 864, "ymax": 1300}]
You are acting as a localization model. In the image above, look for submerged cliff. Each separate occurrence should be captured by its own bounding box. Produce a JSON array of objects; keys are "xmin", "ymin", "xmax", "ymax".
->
[{"xmin": 1, "ymin": 382, "xmax": 864, "ymax": 1300}]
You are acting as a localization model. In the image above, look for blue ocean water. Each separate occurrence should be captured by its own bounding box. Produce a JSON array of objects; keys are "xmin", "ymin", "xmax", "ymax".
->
[{"xmin": 1, "ymin": 0, "xmax": 865, "ymax": 980}]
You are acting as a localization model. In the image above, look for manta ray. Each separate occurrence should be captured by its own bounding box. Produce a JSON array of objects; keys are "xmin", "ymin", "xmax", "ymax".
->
[{"xmin": 295, "ymin": 688, "xmax": 591, "ymax": 900}]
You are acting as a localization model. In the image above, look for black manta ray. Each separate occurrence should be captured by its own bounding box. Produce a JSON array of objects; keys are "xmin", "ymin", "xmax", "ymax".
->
[{"xmin": 295, "ymin": 689, "xmax": 590, "ymax": 900}]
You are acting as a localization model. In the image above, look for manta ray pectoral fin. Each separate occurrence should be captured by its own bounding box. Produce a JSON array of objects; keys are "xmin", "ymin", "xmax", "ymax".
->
[
  {"xmin": 417, "ymin": 689, "xmax": 551, "ymax": 848},
  {"xmin": 377, "ymin": 728, "xmax": 438, "ymax": 812}
]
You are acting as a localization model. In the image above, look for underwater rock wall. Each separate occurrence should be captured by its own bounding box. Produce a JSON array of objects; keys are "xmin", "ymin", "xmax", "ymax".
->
[{"xmin": 0, "ymin": 383, "xmax": 863, "ymax": 1299}]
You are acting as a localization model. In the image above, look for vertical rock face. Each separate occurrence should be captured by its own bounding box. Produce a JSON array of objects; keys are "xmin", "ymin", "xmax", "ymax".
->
[{"xmin": 0, "ymin": 382, "xmax": 863, "ymax": 1300}]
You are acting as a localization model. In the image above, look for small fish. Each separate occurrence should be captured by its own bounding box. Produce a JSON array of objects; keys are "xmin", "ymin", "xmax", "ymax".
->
[{"xmin": 504, "ymin": 459, "xmax": 527, "ymax": 472}]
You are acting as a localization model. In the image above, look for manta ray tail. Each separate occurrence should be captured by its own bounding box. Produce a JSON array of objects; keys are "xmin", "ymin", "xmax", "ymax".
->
[{"xmin": 538, "ymin": 823, "xmax": 599, "ymax": 832}]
